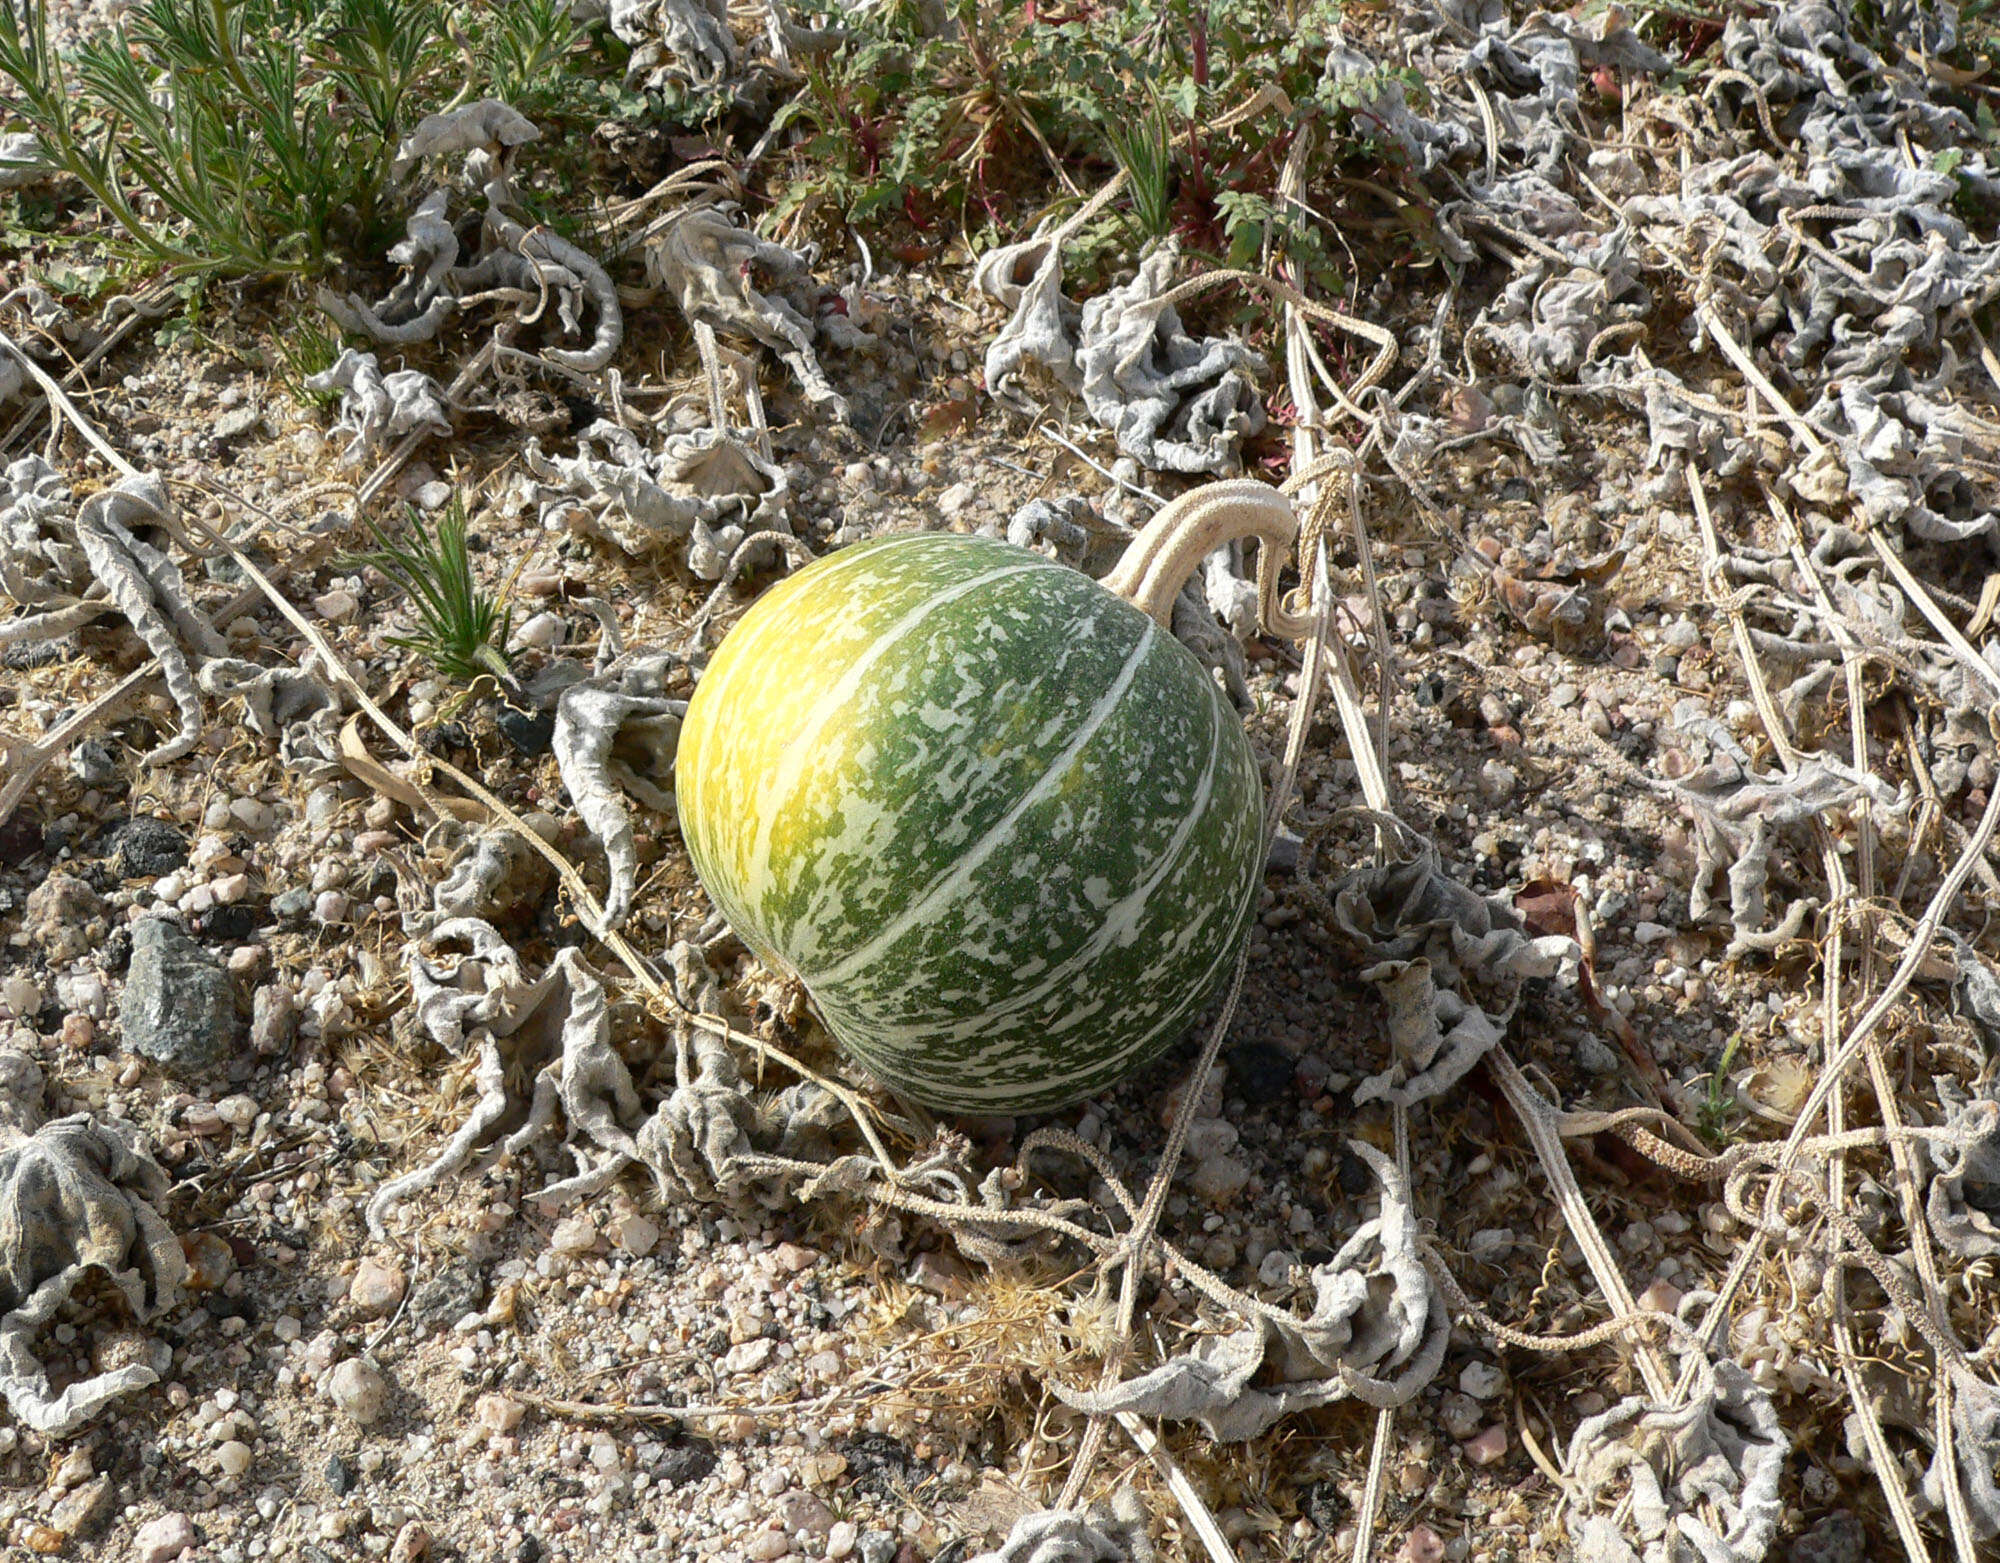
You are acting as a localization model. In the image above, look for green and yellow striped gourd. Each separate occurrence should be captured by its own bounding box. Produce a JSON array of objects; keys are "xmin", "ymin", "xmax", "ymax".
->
[{"xmin": 676, "ymin": 491, "xmax": 1290, "ymax": 1115}]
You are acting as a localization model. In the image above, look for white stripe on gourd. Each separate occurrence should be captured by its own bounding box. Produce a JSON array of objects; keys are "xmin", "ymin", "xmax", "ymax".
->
[{"xmin": 676, "ymin": 482, "xmax": 1305, "ymax": 1115}]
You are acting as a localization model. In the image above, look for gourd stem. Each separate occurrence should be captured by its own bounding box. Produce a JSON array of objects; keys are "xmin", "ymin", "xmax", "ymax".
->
[{"xmin": 1100, "ymin": 478, "xmax": 1312, "ymax": 639}]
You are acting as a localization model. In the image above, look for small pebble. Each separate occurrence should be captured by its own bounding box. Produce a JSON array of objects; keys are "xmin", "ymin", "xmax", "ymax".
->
[
  {"xmin": 516, "ymin": 612, "xmax": 564, "ymax": 650},
  {"xmin": 550, "ymin": 1215, "xmax": 598, "ymax": 1254},
  {"xmin": 349, "ymin": 1259, "xmax": 407, "ymax": 1317},
  {"xmin": 389, "ymin": 1521, "xmax": 432, "ymax": 1563},
  {"xmin": 1190, "ymin": 1155, "xmax": 1250, "ymax": 1204},
  {"xmin": 134, "ymin": 1513, "xmax": 197, "ymax": 1563},
  {"xmin": 474, "ymin": 1394, "xmax": 525, "ymax": 1435},
  {"xmin": 1399, "ymin": 1526, "xmax": 1445, "ymax": 1563},
  {"xmin": 229, "ymin": 798, "xmax": 275, "ymax": 833},
  {"xmin": 1458, "ymin": 1361, "xmax": 1506, "ymax": 1400},
  {"xmin": 1463, "ymin": 1424, "xmax": 1508, "ymax": 1466},
  {"xmin": 211, "ymin": 873, "xmax": 249, "ymax": 905},
  {"xmin": 314, "ymin": 590, "xmax": 360, "ymax": 622},
  {"xmin": 216, "ymin": 1095, "xmax": 258, "ymax": 1130},
  {"xmin": 827, "ymin": 1522, "xmax": 858, "ymax": 1561},
  {"xmin": 611, "ymin": 1215, "xmax": 659, "ymax": 1257},
  {"xmin": 314, "ymin": 891, "xmax": 350, "ymax": 924},
  {"xmin": 1440, "ymin": 1392, "xmax": 1481, "ymax": 1440},
  {"xmin": 327, "ymin": 1357, "xmax": 389, "ymax": 1426},
  {"xmin": 216, "ymin": 1441, "xmax": 253, "ymax": 1478}
]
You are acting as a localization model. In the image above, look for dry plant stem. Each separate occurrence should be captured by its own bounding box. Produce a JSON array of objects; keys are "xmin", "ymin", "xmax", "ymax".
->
[
  {"xmin": 1694, "ymin": 315, "xmax": 2000, "ymax": 1530},
  {"xmin": 1351, "ymin": 1101, "xmax": 1412, "ymax": 1563},
  {"xmin": 0, "ymin": 328, "xmax": 144, "ymax": 480},
  {"xmin": 1115, "ymin": 1414, "xmax": 1240, "ymax": 1563},
  {"xmin": 0, "ymin": 346, "xmax": 477, "ymax": 827},
  {"xmin": 1774, "ymin": 494, "xmax": 1959, "ymax": 1561},
  {"xmin": 1100, "ymin": 479, "xmax": 1310, "ymax": 635},
  {"xmin": 1684, "ymin": 778, "xmax": 2000, "ymax": 1371},
  {"xmin": 0, "ymin": 288, "xmax": 161, "ymax": 459},
  {"xmin": 1488, "ymin": 1049, "xmax": 1675, "ymax": 1401}
]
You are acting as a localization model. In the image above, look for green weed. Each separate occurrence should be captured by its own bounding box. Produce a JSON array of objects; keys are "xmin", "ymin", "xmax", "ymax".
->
[
  {"xmin": 1694, "ymin": 1031, "xmax": 1745, "ymax": 1147},
  {"xmin": 347, "ymin": 497, "xmax": 516, "ymax": 686}
]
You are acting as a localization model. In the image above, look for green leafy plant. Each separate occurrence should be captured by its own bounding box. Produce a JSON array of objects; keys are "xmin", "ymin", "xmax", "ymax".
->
[
  {"xmin": 347, "ymin": 498, "xmax": 516, "ymax": 685},
  {"xmin": 1104, "ymin": 89, "xmax": 1174, "ymax": 241},
  {"xmin": 274, "ymin": 314, "xmax": 346, "ymax": 410},
  {"xmin": 1695, "ymin": 1031, "xmax": 1746, "ymax": 1147},
  {"xmin": 0, "ymin": 0, "xmax": 459, "ymax": 277}
]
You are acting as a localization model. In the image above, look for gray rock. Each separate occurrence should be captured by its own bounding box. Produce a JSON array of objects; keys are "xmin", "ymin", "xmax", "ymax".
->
[
  {"xmin": 1789, "ymin": 1511, "xmax": 1863, "ymax": 1563},
  {"xmin": 51, "ymin": 1473, "xmax": 114, "ymax": 1537},
  {"xmin": 214, "ymin": 406, "xmax": 261, "ymax": 441},
  {"xmin": 249, "ymin": 984, "xmax": 296, "ymax": 1056},
  {"xmin": 269, "ymin": 888, "xmax": 315, "ymax": 926},
  {"xmin": 122, "ymin": 919, "xmax": 237, "ymax": 1072},
  {"xmin": 69, "ymin": 739, "xmax": 119, "ymax": 788},
  {"xmin": 112, "ymin": 816, "xmax": 186, "ymax": 879}
]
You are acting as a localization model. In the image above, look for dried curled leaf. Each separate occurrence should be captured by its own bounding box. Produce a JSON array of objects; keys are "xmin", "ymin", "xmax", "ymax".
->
[
  {"xmin": 1925, "ymin": 1089, "xmax": 2000, "ymax": 1260},
  {"xmin": 392, "ymin": 99, "xmax": 540, "ymax": 181},
  {"xmin": 1051, "ymin": 1143, "xmax": 1447, "ymax": 1438},
  {"xmin": 433, "ymin": 826, "xmax": 556, "ymax": 926},
  {"xmin": 1674, "ymin": 736, "xmax": 1904, "ymax": 955},
  {"xmin": 369, "ymin": 937, "xmax": 641, "ymax": 1232},
  {"xmin": 1, "ymin": 462, "xmax": 222, "ymax": 762},
  {"xmin": 551, "ymin": 651, "xmax": 686, "ymax": 928},
  {"xmin": 305, "ymin": 349, "xmax": 453, "ymax": 468},
  {"xmin": 1075, "ymin": 241, "xmax": 1268, "ymax": 475},
  {"xmin": 0, "ymin": 1051, "xmax": 186, "ymax": 1436},
  {"xmin": 1565, "ymin": 1324, "xmax": 1785, "ymax": 1563},
  {"xmin": 968, "ymin": 1494, "xmax": 1156, "ymax": 1563},
  {"xmin": 524, "ymin": 421, "xmax": 793, "ymax": 576},
  {"xmin": 645, "ymin": 207, "xmax": 847, "ymax": 416}
]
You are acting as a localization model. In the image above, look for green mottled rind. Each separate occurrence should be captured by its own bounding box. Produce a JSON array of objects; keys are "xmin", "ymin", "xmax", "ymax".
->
[{"xmin": 676, "ymin": 532, "xmax": 1263, "ymax": 1115}]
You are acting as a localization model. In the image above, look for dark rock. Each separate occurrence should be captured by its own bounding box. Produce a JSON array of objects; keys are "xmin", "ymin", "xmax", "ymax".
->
[
  {"xmin": 1223, "ymin": 1040, "xmax": 1295, "ymax": 1106},
  {"xmin": 269, "ymin": 888, "xmax": 314, "ymax": 927},
  {"xmin": 1300, "ymin": 1480, "xmax": 1343, "ymax": 1532},
  {"xmin": 102, "ymin": 926, "xmax": 132, "ymax": 975},
  {"xmin": 652, "ymin": 1440, "xmax": 717, "ymax": 1489},
  {"xmin": 325, "ymin": 1454, "xmax": 357, "ymax": 1495},
  {"xmin": 195, "ymin": 903, "xmax": 262, "ymax": 944},
  {"xmin": 111, "ymin": 817, "xmax": 187, "ymax": 879},
  {"xmin": 1336, "ymin": 1150, "xmax": 1371, "ymax": 1198},
  {"xmin": 421, "ymin": 721, "xmax": 471, "ymax": 757},
  {"xmin": 838, "ymin": 1433, "xmax": 931, "ymax": 1498},
  {"xmin": 409, "ymin": 1261, "xmax": 485, "ymax": 1330},
  {"xmin": 1789, "ymin": 1511, "xmax": 1863, "ymax": 1563},
  {"xmin": 0, "ymin": 812, "xmax": 40, "ymax": 867},
  {"xmin": 121, "ymin": 918, "xmax": 237, "ymax": 1072},
  {"xmin": 496, "ymin": 705, "xmax": 555, "ymax": 757},
  {"xmin": 515, "ymin": 1537, "xmax": 543, "ymax": 1563}
]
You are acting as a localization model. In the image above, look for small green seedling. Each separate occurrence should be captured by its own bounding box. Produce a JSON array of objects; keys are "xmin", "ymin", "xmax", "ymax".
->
[
  {"xmin": 347, "ymin": 496, "xmax": 516, "ymax": 686},
  {"xmin": 1695, "ymin": 1030, "xmax": 1746, "ymax": 1146}
]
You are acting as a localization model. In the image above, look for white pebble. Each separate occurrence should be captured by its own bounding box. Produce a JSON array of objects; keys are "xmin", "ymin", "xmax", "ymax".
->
[
  {"xmin": 230, "ymin": 798, "xmax": 275, "ymax": 833},
  {"xmin": 314, "ymin": 891, "xmax": 350, "ymax": 924},
  {"xmin": 327, "ymin": 1357, "xmax": 389, "ymax": 1425},
  {"xmin": 216, "ymin": 1440, "xmax": 253, "ymax": 1478},
  {"xmin": 516, "ymin": 611, "xmax": 564, "ymax": 650},
  {"xmin": 216, "ymin": 1095, "xmax": 258, "ymax": 1130},
  {"xmin": 212, "ymin": 872, "xmax": 249, "ymax": 904}
]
